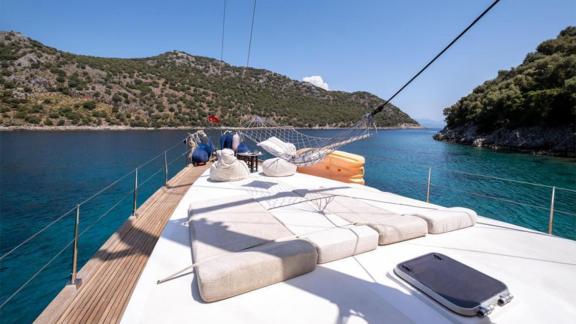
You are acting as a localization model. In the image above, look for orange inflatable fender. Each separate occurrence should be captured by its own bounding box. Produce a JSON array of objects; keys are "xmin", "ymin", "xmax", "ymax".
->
[{"xmin": 297, "ymin": 150, "xmax": 365, "ymax": 185}]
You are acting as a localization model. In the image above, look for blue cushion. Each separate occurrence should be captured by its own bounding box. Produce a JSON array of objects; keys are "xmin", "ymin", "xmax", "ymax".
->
[
  {"xmin": 236, "ymin": 142, "xmax": 250, "ymax": 154},
  {"xmin": 220, "ymin": 133, "xmax": 233, "ymax": 150},
  {"xmin": 198, "ymin": 143, "xmax": 213, "ymax": 156},
  {"xmin": 192, "ymin": 146, "xmax": 210, "ymax": 163}
]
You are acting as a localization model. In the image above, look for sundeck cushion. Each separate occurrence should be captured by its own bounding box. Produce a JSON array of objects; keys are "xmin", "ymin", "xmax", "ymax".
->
[
  {"xmin": 195, "ymin": 239, "xmax": 317, "ymax": 302},
  {"xmin": 406, "ymin": 207, "xmax": 477, "ymax": 234},
  {"xmin": 189, "ymin": 195, "xmax": 317, "ymax": 302},
  {"xmin": 244, "ymin": 182, "xmax": 379, "ymax": 262},
  {"xmin": 294, "ymin": 190, "xmax": 428, "ymax": 245},
  {"xmin": 189, "ymin": 195, "xmax": 294, "ymax": 261},
  {"xmin": 363, "ymin": 215, "xmax": 429, "ymax": 245},
  {"xmin": 304, "ymin": 225, "xmax": 378, "ymax": 263}
]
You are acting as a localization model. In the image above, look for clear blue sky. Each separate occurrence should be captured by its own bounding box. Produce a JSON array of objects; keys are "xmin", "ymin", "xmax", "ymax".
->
[{"xmin": 1, "ymin": 0, "xmax": 574, "ymax": 121}]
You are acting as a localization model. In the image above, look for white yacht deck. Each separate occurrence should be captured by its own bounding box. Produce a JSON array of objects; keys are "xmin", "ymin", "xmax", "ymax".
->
[{"xmin": 122, "ymin": 169, "xmax": 576, "ymax": 324}]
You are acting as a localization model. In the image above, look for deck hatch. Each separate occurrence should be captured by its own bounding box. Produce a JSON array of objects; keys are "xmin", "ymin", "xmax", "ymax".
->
[{"xmin": 394, "ymin": 253, "xmax": 512, "ymax": 317}]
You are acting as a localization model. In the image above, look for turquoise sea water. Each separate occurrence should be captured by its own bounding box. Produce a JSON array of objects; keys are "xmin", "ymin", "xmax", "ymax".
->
[{"xmin": 1, "ymin": 129, "xmax": 575, "ymax": 323}]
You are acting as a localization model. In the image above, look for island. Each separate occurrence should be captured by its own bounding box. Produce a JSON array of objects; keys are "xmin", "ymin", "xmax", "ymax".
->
[
  {"xmin": 435, "ymin": 26, "xmax": 575, "ymax": 157},
  {"xmin": 0, "ymin": 32, "xmax": 418, "ymax": 129}
]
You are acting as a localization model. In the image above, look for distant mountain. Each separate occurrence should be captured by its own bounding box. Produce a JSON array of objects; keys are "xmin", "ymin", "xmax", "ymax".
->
[
  {"xmin": 415, "ymin": 118, "xmax": 445, "ymax": 129},
  {"xmin": 435, "ymin": 26, "xmax": 576, "ymax": 156},
  {"xmin": 0, "ymin": 31, "xmax": 418, "ymax": 129}
]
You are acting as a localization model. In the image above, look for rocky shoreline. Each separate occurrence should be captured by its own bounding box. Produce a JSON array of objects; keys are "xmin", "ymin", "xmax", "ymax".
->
[
  {"xmin": 0, "ymin": 124, "xmax": 422, "ymax": 132},
  {"xmin": 434, "ymin": 124, "xmax": 576, "ymax": 157}
]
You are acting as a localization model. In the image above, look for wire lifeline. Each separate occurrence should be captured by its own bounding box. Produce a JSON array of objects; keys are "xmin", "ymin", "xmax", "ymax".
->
[
  {"xmin": 361, "ymin": 158, "xmax": 576, "ymax": 217},
  {"xmin": 80, "ymin": 137, "xmax": 186, "ymax": 206},
  {"xmin": 138, "ymin": 168, "xmax": 165, "ymax": 188},
  {"xmin": 0, "ymin": 239, "xmax": 74, "ymax": 310},
  {"xmin": 0, "ymin": 207, "xmax": 76, "ymax": 261},
  {"xmin": 0, "ymin": 138, "xmax": 186, "ymax": 263},
  {"xmin": 140, "ymin": 152, "xmax": 188, "ymax": 187},
  {"xmin": 0, "ymin": 148, "xmax": 192, "ymax": 310},
  {"xmin": 429, "ymin": 182, "xmax": 576, "ymax": 217},
  {"xmin": 363, "ymin": 153, "xmax": 576, "ymax": 192},
  {"xmin": 0, "ymin": 190, "xmax": 135, "ymax": 311},
  {"xmin": 135, "ymin": 138, "xmax": 186, "ymax": 170},
  {"xmin": 77, "ymin": 169, "xmax": 136, "ymax": 206}
]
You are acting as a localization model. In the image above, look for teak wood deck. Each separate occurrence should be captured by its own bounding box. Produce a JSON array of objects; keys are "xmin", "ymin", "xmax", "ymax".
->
[{"xmin": 36, "ymin": 164, "xmax": 209, "ymax": 324}]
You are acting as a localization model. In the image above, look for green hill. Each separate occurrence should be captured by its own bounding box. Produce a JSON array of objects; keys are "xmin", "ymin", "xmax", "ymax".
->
[
  {"xmin": 0, "ymin": 31, "xmax": 418, "ymax": 129},
  {"xmin": 435, "ymin": 26, "xmax": 576, "ymax": 156}
]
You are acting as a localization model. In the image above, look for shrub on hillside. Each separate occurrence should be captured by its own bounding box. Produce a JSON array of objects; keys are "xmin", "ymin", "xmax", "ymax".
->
[{"xmin": 83, "ymin": 101, "xmax": 96, "ymax": 110}]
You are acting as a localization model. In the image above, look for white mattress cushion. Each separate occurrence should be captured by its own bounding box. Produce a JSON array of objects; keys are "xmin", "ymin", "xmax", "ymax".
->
[
  {"xmin": 189, "ymin": 195, "xmax": 318, "ymax": 302},
  {"xmin": 195, "ymin": 239, "xmax": 317, "ymax": 302},
  {"xmin": 293, "ymin": 190, "xmax": 428, "ymax": 245},
  {"xmin": 262, "ymin": 158, "xmax": 297, "ymax": 177},
  {"xmin": 407, "ymin": 207, "xmax": 477, "ymax": 234},
  {"xmin": 189, "ymin": 195, "xmax": 293, "ymax": 261},
  {"xmin": 303, "ymin": 225, "xmax": 378, "ymax": 263},
  {"xmin": 242, "ymin": 180, "xmax": 378, "ymax": 262}
]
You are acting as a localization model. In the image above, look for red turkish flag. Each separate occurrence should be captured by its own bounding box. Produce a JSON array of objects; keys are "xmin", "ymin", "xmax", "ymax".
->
[{"xmin": 207, "ymin": 115, "xmax": 220, "ymax": 124}]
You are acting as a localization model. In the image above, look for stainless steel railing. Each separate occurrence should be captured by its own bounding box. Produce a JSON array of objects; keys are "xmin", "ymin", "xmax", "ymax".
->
[
  {"xmin": 1, "ymin": 142, "xmax": 574, "ymax": 313},
  {"xmin": 548, "ymin": 186, "xmax": 556, "ymax": 234},
  {"xmin": 0, "ymin": 138, "xmax": 190, "ymax": 311},
  {"xmin": 66, "ymin": 149, "xmax": 189, "ymax": 286},
  {"xmin": 366, "ymin": 155, "xmax": 576, "ymax": 236}
]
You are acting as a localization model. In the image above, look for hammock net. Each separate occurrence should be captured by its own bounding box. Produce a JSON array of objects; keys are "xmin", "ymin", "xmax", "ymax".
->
[{"xmin": 238, "ymin": 113, "xmax": 376, "ymax": 166}]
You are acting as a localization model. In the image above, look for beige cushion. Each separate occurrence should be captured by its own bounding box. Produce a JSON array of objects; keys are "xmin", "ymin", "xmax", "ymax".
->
[
  {"xmin": 246, "ymin": 184, "xmax": 378, "ymax": 262},
  {"xmin": 262, "ymin": 158, "xmax": 297, "ymax": 177},
  {"xmin": 190, "ymin": 195, "xmax": 294, "ymax": 261},
  {"xmin": 362, "ymin": 215, "xmax": 429, "ymax": 245},
  {"xmin": 304, "ymin": 225, "xmax": 378, "ymax": 263},
  {"xmin": 189, "ymin": 195, "xmax": 317, "ymax": 302},
  {"xmin": 294, "ymin": 190, "xmax": 427, "ymax": 245},
  {"xmin": 407, "ymin": 207, "xmax": 477, "ymax": 234},
  {"xmin": 195, "ymin": 239, "xmax": 317, "ymax": 302}
]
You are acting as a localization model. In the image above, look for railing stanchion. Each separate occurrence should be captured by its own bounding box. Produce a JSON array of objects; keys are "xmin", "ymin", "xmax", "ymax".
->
[
  {"xmin": 133, "ymin": 168, "xmax": 138, "ymax": 217},
  {"xmin": 70, "ymin": 204, "xmax": 81, "ymax": 286},
  {"xmin": 426, "ymin": 167, "xmax": 432, "ymax": 203},
  {"xmin": 164, "ymin": 151, "xmax": 168, "ymax": 186},
  {"xmin": 548, "ymin": 186, "xmax": 556, "ymax": 235},
  {"xmin": 186, "ymin": 146, "xmax": 190, "ymax": 165}
]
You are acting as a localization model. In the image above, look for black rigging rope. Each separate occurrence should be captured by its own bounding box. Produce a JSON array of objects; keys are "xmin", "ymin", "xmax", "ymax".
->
[
  {"xmin": 245, "ymin": 0, "xmax": 257, "ymax": 70},
  {"xmin": 220, "ymin": 0, "xmax": 227, "ymax": 64},
  {"xmin": 371, "ymin": 0, "xmax": 501, "ymax": 116}
]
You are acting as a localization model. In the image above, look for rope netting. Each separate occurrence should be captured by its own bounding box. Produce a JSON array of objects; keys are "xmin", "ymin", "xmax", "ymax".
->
[
  {"xmin": 239, "ymin": 114, "xmax": 376, "ymax": 166},
  {"xmin": 211, "ymin": 0, "xmax": 500, "ymax": 166}
]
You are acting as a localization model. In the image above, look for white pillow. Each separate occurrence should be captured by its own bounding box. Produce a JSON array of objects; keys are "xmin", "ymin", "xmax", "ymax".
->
[
  {"xmin": 210, "ymin": 149, "xmax": 250, "ymax": 182},
  {"xmin": 257, "ymin": 137, "xmax": 296, "ymax": 159},
  {"xmin": 218, "ymin": 148, "xmax": 237, "ymax": 165},
  {"xmin": 262, "ymin": 158, "xmax": 297, "ymax": 177},
  {"xmin": 232, "ymin": 133, "xmax": 241, "ymax": 151}
]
